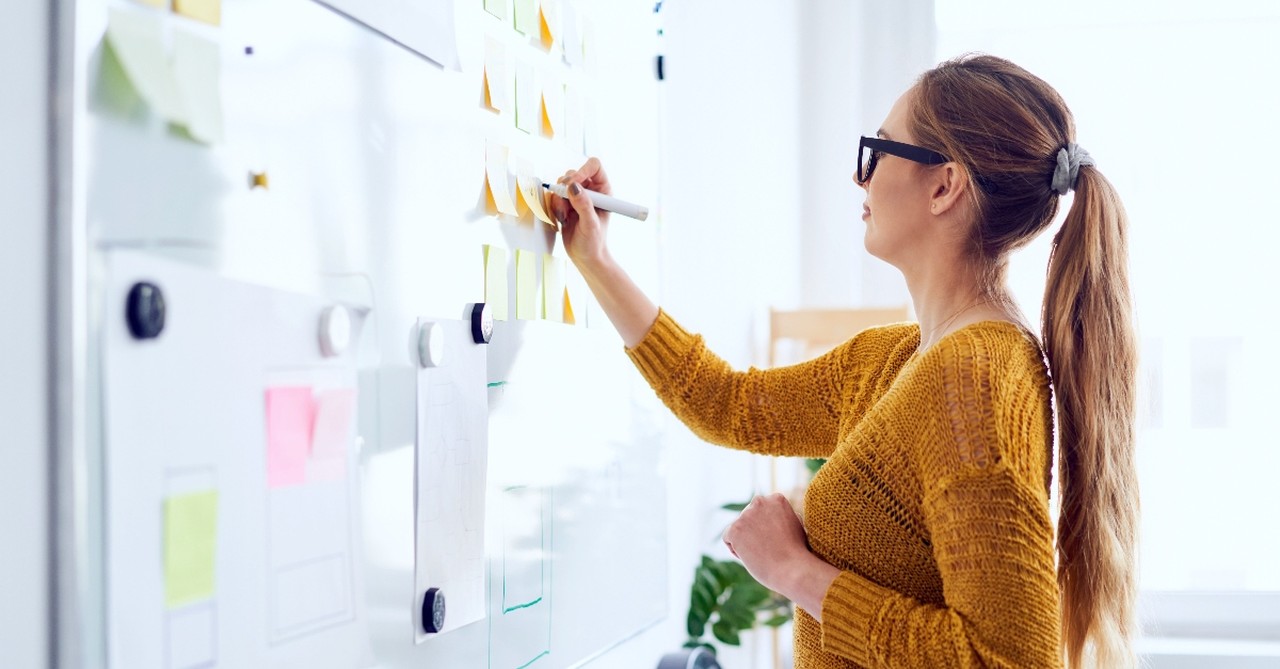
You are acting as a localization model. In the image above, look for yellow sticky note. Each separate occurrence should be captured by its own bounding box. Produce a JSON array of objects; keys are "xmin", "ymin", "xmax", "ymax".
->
[
  {"xmin": 514, "ymin": 58, "xmax": 537, "ymax": 134},
  {"xmin": 174, "ymin": 0, "xmax": 221, "ymax": 26},
  {"xmin": 105, "ymin": 8, "xmax": 187, "ymax": 124},
  {"xmin": 171, "ymin": 28, "xmax": 223, "ymax": 144},
  {"xmin": 164, "ymin": 490, "xmax": 218, "ymax": 608},
  {"xmin": 515, "ymin": 169, "xmax": 554, "ymax": 226},
  {"xmin": 483, "ymin": 39, "xmax": 508, "ymax": 112},
  {"xmin": 484, "ymin": 0, "xmax": 507, "ymax": 21},
  {"xmin": 485, "ymin": 142, "xmax": 518, "ymax": 216},
  {"xmin": 484, "ymin": 245, "xmax": 509, "ymax": 321},
  {"xmin": 515, "ymin": 250, "xmax": 537, "ymax": 320},
  {"xmin": 133, "ymin": 0, "xmax": 169, "ymax": 8},
  {"xmin": 540, "ymin": 82, "xmax": 560, "ymax": 138},
  {"xmin": 514, "ymin": 0, "xmax": 537, "ymax": 35},
  {"xmin": 542, "ymin": 255, "xmax": 564, "ymax": 322}
]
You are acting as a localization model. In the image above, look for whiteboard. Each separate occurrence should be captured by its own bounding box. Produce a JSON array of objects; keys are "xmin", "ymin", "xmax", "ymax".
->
[{"xmin": 83, "ymin": 0, "xmax": 668, "ymax": 666}]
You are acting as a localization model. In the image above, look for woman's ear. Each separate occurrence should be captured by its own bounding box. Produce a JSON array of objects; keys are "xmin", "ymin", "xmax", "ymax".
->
[{"xmin": 928, "ymin": 163, "xmax": 970, "ymax": 216}]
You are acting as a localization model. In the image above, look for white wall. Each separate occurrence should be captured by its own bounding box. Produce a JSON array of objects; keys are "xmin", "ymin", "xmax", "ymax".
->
[{"xmin": 0, "ymin": 0, "xmax": 52, "ymax": 667}]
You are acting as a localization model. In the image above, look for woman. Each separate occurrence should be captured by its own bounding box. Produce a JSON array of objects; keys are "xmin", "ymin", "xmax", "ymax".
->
[{"xmin": 549, "ymin": 54, "xmax": 1137, "ymax": 668}]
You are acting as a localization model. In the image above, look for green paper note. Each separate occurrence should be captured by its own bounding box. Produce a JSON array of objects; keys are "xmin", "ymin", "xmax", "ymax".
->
[
  {"xmin": 485, "ymin": 245, "xmax": 509, "ymax": 320},
  {"xmin": 164, "ymin": 490, "xmax": 219, "ymax": 608},
  {"xmin": 484, "ymin": 0, "xmax": 507, "ymax": 20},
  {"xmin": 514, "ymin": 0, "xmax": 536, "ymax": 35},
  {"xmin": 516, "ymin": 249, "xmax": 537, "ymax": 320}
]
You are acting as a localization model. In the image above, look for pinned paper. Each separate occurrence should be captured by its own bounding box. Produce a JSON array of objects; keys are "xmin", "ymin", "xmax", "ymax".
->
[
  {"xmin": 265, "ymin": 386, "xmax": 313, "ymax": 488},
  {"xmin": 105, "ymin": 8, "xmax": 187, "ymax": 124},
  {"xmin": 513, "ymin": 0, "xmax": 537, "ymax": 35},
  {"xmin": 164, "ymin": 490, "xmax": 219, "ymax": 607},
  {"xmin": 483, "ymin": 39, "xmax": 508, "ymax": 112},
  {"xmin": 171, "ymin": 28, "xmax": 223, "ymax": 144},
  {"xmin": 484, "ymin": 0, "xmax": 507, "ymax": 20},
  {"xmin": 484, "ymin": 245, "xmax": 509, "ymax": 320},
  {"xmin": 485, "ymin": 142, "xmax": 519, "ymax": 216},
  {"xmin": 542, "ymin": 255, "xmax": 564, "ymax": 322},
  {"xmin": 540, "ymin": 79, "xmax": 561, "ymax": 138},
  {"xmin": 514, "ymin": 58, "xmax": 538, "ymax": 134},
  {"xmin": 515, "ymin": 250, "xmax": 538, "ymax": 320},
  {"xmin": 174, "ymin": 0, "xmax": 221, "ymax": 25}
]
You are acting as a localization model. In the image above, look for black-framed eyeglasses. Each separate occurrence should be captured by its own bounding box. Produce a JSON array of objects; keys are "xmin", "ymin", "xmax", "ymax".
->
[{"xmin": 856, "ymin": 135, "xmax": 949, "ymax": 184}]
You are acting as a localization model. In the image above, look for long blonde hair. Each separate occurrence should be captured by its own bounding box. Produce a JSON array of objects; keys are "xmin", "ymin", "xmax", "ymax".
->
[{"xmin": 909, "ymin": 54, "xmax": 1139, "ymax": 667}]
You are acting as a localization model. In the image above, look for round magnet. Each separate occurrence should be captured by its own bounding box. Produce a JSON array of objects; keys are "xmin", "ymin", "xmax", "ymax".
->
[
  {"xmin": 422, "ymin": 588, "xmax": 446, "ymax": 634},
  {"xmin": 417, "ymin": 322, "xmax": 445, "ymax": 368},
  {"xmin": 470, "ymin": 303, "xmax": 493, "ymax": 344},
  {"xmin": 320, "ymin": 305, "xmax": 352, "ymax": 357},
  {"xmin": 126, "ymin": 281, "xmax": 166, "ymax": 340}
]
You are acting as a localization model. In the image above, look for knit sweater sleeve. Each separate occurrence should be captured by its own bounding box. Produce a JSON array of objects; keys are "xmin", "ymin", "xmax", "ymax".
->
[
  {"xmin": 818, "ymin": 331, "xmax": 1062, "ymax": 668},
  {"xmin": 625, "ymin": 308, "xmax": 898, "ymax": 458}
]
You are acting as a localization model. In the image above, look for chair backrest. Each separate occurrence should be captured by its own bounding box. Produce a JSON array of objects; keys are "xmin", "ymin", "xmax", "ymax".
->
[{"xmin": 768, "ymin": 306, "xmax": 912, "ymax": 367}]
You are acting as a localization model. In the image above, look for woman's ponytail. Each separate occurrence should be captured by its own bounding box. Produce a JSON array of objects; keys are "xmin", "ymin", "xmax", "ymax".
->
[{"xmin": 1042, "ymin": 165, "xmax": 1140, "ymax": 668}]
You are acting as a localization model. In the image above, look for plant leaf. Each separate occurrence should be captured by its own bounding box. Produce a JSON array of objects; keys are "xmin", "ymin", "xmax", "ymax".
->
[
  {"xmin": 764, "ymin": 613, "xmax": 791, "ymax": 627},
  {"xmin": 711, "ymin": 620, "xmax": 741, "ymax": 646}
]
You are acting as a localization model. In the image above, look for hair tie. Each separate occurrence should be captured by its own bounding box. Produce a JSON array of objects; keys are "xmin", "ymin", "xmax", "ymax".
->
[{"xmin": 1051, "ymin": 143, "xmax": 1094, "ymax": 195}]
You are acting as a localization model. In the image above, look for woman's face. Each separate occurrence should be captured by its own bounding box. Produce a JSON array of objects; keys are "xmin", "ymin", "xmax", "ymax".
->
[{"xmin": 857, "ymin": 90, "xmax": 938, "ymax": 268}]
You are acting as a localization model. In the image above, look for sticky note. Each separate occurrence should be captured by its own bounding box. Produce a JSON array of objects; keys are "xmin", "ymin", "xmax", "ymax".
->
[
  {"xmin": 514, "ymin": 0, "xmax": 537, "ymax": 35},
  {"xmin": 514, "ymin": 58, "xmax": 537, "ymax": 134},
  {"xmin": 538, "ymin": 0, "xmax": 557, "ymax": 50},
  {"xmin": 484, "ymin": 0, "xmax": 507, "ymax": 20},
  {"xmin": 542, "ymin": 255, "xmax": 564, "ymax": 322},
  {"xmin": 485, "ymin": 142, "xmax": 519, "ymax": 216},
  {"xmin": 563, "ymin": 84, "xmax": 584, "ymax": 154},
  {"xmin": 311, "ymin": 388, "xmax": 355, "ymax": 458},
  {"xmin": 164, "ymin": 490, "xmax": 218, "ymax": 607},
  {"xmin": 265, "ymin": 386, "xmax": 313, "ymax": 488},
  {"xmin": 484, "ymin": 245, "xmax": 509, "ymax": 320},
  {"xmin": 133, "ymin": 0, "xmax": 169, "ymax": 8},
  {"xmin": 171, "ymin": 28, "xmax": 223, "ymax": 144},
  {"xmin": 561, "ymin": 0, "xmax": 583, "ymax": 66},
  {"xmin": 516, "ymin": 250, "xmax": 537, "ymax": 320},
  {"xmin": 540, "ymin": 81, "xmax": 560, "ymax": 138},
  {"xmin": 514, "ymin": 159, "xmax": 554, "ymax": 225},
  {"xmin": 483, "ymin": 39, "xmax": 508, "ymax": 112},
  {"xmin": 174, "ymin": 0, "xmax": 220, "ymax": 25},
  {"xmin": 563, "ymin": 286, "xmax": 575, "ymax": 325},
  {"xmin": 105, "ymin": 8, "xmax": 187, "ymax": 124}
]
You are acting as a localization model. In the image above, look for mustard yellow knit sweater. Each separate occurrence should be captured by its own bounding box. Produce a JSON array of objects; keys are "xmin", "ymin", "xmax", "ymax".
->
[{"xmin": 626, "ymin": 310, "xmax": 1062, "ymax": 668}]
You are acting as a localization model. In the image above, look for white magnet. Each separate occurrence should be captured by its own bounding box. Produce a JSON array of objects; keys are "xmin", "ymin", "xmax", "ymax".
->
[
  {"xmin": 320, "ymin": 305, "xmax": 352, "ymax": 357},
  {"xmin": 418, "ymin": 322, "xmax": 446, "ymax": 368}
]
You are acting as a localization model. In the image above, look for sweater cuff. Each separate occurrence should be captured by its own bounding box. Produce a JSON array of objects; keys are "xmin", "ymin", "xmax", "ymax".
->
[
  {"xmin": 820, "ymin": 570, "xmax": 896, "ymax": 664},
  {"xmin": 624, "ymin": 308, "xmax": 698, "ymax": 387}
]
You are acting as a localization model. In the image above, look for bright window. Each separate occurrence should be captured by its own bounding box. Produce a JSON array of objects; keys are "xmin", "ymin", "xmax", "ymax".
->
[{"xmin": 935, "ymin": 0, "xmax": 1280, "ymax": 635}]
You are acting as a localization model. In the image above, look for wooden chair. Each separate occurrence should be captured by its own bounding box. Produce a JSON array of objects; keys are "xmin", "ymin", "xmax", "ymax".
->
[
  {"xmin": 763, "ymin": 305, "xmax": 911, "ymax": 669},
  {"xmin": 768, "ymin": 306, "xmax": 912, "ymax": 367}
]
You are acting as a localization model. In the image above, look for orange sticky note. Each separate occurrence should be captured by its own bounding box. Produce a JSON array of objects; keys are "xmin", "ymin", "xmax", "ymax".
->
[
  {"xmin": 485, "ymin": 142, "xmax": 519, "ymax": 216},
  {"xmin": 538, "ymin": 2, "xmax": 555, "ymax": 50},
  {"xmin": 173, "ymin": 0, "xmax": 220, "ymax": 26}
]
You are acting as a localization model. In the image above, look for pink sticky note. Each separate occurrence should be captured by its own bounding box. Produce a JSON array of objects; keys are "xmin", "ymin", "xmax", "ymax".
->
[
  {"xmin": 265, "ymin": 386, "xmax": 313, "ymax": 487},
  {"xmin": 311, "ymin": 388, "xmax": 356, "ymax": 457}
]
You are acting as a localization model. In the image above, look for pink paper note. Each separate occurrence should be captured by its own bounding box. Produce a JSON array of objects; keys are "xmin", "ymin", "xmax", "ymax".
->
[
  {"xmin": 265, "ymin": 386, "xmax": 313, "ymax": 487},
  {"xmin": 307, "ymin": 388, "xmax": 355, "ymax": 483}
]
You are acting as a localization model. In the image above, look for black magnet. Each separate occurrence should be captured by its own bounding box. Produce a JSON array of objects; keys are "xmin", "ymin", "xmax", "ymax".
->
[
  {"xmin": 470, "ymin": 303, "xmax": 492, "ymax": 344},
  {"xmin": 422, "ymin": 588, "xmax": 446, "ymax": 634},
  {"xmin": 126, "ymin": 281, "xmax": 166, "ymax": 340}
]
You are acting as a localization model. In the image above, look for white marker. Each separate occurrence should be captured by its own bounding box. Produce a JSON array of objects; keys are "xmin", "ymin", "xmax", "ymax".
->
[{"xmin": 542, "ymin": 183, "xmax": 650, "ymax": 221}]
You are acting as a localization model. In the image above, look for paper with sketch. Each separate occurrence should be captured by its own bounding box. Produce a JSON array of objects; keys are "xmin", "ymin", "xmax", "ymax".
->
[
  {"xmin": 105, "ymin": 8, "xmax": 187, "ymax": 124},
  {"xmin": 414, "ymin": 318, "xmax": 489, "ymax": 640}
]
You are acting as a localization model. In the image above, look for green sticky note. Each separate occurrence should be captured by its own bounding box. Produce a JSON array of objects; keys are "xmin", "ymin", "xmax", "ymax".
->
[
  {"xmin": 516, "ymin": 249, "xmax": 537, "ymax": 320},
  {"xmin": 513, "ymin": 0, "xmax": 536, "ymax": 35},
  {"xmin": 164, "ymin": 490, "xmax": 218, "ymax": 607},
  {"xmin": 484, "ymin": 0, "xmax": 507, "ymax": 20}
]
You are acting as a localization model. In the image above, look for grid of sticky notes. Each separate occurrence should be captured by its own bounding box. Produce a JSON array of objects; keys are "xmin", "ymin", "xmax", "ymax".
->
[
  {"xmin": 481, "ymin": 0, "xmax": 590, "ymax": 223},
  {"xmin": 265, "ymin": 386, "xmax": 357, "ymax": 488},
  {"xmin": 106, "ymin": 4, "xmax": 225, "ymax": 144},
  {"xmin": 485, "ymin": 245, "xmax": 582, "ymax": 325}
]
